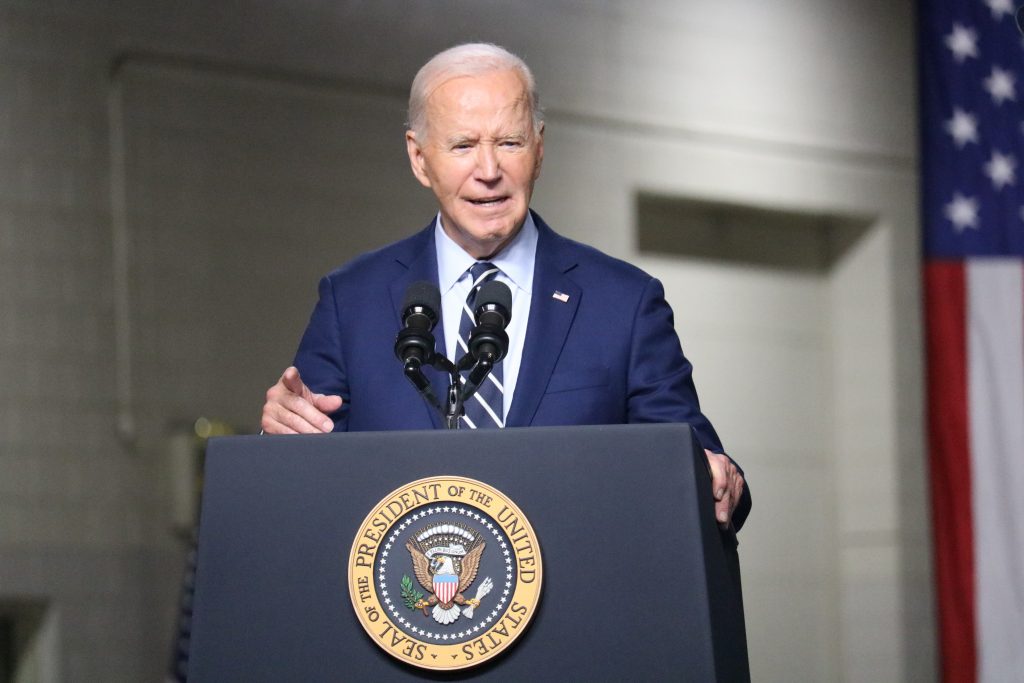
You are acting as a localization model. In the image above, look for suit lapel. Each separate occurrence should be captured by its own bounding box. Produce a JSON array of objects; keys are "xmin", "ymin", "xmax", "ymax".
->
[
  {"xmin": 389, "ymin": 223, "xmax": 446, "ymax": 429},
  {"xmin": 506, "ymin": 218, "xmax": 581, "ymax": 427}
]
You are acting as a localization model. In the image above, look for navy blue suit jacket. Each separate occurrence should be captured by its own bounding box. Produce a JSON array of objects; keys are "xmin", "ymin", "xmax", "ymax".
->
[{"xmin": 294, "ymin": 213, "xmax": 750, "ymax": 528}]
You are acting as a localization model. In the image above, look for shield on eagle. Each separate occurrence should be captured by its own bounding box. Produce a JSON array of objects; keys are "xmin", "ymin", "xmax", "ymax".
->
[{"xmin": 433, "ymin": 573, "xmax": 459, "ymax": 604}]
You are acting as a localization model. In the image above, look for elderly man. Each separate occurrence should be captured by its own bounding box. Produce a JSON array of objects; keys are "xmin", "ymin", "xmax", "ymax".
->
[{"xmin": 261, "ymin": 43, "xmax": 750, "ymax": 530}]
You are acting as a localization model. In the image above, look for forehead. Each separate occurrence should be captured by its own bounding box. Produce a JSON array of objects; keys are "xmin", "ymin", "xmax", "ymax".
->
[{"xmin": 424, "ymin": 69, "xmax": 531, "ymax": 133}]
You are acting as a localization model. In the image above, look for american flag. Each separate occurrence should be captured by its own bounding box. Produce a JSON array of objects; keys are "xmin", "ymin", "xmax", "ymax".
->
[{"xmin": 920, "ymin": 1, "xmax": 1024, "ymax": 681}]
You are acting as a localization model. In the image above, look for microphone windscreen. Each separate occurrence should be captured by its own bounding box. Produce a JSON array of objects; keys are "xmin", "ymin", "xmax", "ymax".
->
[
  {"xmin": 402, "ymin": 281, "xmax": 441, "ymax": 322},
  {"xmin": 476, "ymin": 281, "xmax": 512, "ymax": 322}
]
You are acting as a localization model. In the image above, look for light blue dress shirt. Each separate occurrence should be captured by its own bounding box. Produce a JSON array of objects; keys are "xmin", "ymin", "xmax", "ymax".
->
[{"xmin": 434, "ymin": 213, "xmax": 537, "ymax": 420}]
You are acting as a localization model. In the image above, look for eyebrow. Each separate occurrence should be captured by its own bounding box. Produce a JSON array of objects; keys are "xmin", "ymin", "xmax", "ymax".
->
[
  {"xmin": 444, "ymin": 131, "xmax": 528, "ymax": 146},
  {"xmin": 445, "ymin": 135, "xmax": 476, "ymax": 146}
]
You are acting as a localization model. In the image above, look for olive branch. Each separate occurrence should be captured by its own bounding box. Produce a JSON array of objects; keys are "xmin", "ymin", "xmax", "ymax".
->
[{"xmin": 401, "ymin": 575, "xmax": 424, "ymax": 610}]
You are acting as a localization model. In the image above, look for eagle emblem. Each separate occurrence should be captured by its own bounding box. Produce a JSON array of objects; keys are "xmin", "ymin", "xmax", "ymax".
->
[{"xmin": 405, "ymin": 522, "xmax": 493, "ymax": 624}]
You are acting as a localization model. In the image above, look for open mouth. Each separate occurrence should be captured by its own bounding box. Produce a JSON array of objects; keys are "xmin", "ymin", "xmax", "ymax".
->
[{"xmin": 467, "ymin": 196, "xmax": 509, "ymax": 207}]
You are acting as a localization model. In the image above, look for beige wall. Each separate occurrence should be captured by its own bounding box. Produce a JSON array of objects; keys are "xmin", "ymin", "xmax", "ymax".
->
[{"xmin": 0, "ymin": 1, "xmax": 928, "ymax": 680}]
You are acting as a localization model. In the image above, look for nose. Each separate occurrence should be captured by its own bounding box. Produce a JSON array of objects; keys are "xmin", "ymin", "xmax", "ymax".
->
[{"xmin": 474, "ymin": 143, "xmax": 500, "ymax": 182}]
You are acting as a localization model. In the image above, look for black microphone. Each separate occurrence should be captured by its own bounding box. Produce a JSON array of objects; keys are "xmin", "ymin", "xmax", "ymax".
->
[
  {"xmin": 394, "ymin": 281, "xmax": 440, "ymax": 364},
  {"xmin": 395, "ymin": 281, "xmax": 443, "ymax": 415},
  {"xmin": 460, "ymin": 281, "xmax": 511, "ymax": 401},
  {"xmin": 467, "ymin": 280, "xmax": 512, "ymax": 364}
]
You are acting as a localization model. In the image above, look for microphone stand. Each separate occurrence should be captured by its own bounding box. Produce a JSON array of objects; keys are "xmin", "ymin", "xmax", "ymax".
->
[
  {"xmin": 439, "ymin": 357, "xmax": 463, "ymax": 430},
  {"xmin": 442, "ymin": 354, "xmax": 495, "ymax": 430},
  {"xmin": 403, "ymin": 351, "xmax": 497, "ymax": 430}
]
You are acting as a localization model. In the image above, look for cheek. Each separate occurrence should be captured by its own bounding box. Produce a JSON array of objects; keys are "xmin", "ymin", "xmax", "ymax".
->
[
  {"xmin": 436, "ymin": 167, "xmax": 471, "ymax": 195},
  {"xmin": 512, "ymin": 156, "xmax": 542, "ymax": 185}
]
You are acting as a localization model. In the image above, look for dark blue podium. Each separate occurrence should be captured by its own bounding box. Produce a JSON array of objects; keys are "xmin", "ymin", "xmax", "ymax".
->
[{"xmin": 187, "ymin": 423, "xmax": 749, "ymax": 681}]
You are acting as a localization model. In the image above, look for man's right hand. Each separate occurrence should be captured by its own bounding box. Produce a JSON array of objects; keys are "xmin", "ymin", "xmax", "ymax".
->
[{"xmin": 261, "ymin": 366, "xmax": 343, "ymax": 434}]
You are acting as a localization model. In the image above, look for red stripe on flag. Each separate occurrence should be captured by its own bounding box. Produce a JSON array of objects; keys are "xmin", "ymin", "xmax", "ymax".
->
[{"xmin": 925, "ymin": 262, "xmax": 975, "ymax": 683}]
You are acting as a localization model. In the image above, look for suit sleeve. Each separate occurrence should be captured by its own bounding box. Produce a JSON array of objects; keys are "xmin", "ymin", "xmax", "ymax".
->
[
  {"xmin": 292, "ymin": 275, "xmax": 350, "ymax": 432},
  {"xmin": 627, "ymin": 277, "xmax": 752, "ymax": 530}
]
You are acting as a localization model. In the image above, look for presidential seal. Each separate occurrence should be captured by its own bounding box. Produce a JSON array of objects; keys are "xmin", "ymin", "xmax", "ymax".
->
[{"xmin": 348, "ymin": 476, "xmax": 542, "ymax": 670}]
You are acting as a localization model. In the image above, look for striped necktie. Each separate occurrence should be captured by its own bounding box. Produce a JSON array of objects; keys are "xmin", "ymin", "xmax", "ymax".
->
[{"xmin": 458, "ymin": 262, "xmax": 504, "ymax": 429}]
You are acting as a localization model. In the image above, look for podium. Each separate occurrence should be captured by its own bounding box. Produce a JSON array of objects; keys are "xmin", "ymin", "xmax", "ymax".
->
[{"xmin": 187, "ymin": 423, "xmax": 749, "ymax": 681}]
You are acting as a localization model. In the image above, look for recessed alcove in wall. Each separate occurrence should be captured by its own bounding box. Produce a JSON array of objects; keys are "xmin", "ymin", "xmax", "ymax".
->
[
  {"xmin": 633, "ymin": 191, "xmax": 889, "ymax": 682},
  {"xmin": 637, "ymin": 192, "xmax": 870, "ymax": 273}
]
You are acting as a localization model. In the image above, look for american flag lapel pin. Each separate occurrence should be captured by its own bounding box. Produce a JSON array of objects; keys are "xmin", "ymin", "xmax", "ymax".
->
[{"xmin": 552, "ymin": 291, "xmax": 570, "ymax": 303}]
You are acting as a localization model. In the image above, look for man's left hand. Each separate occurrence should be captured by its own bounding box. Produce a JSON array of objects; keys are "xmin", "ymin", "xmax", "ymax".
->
[{"xmin": 705, "ymin": 449, "xmax": 745, "ymax": 530}]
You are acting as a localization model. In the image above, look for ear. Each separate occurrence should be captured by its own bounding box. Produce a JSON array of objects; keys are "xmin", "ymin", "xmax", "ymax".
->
[
  {"xmin": 406, "ymin": 130, "xmax": 432, "ymax": 189},
  {"xmin": 533, "ymin": 123, "xmax": 545, "ymax": 180}
]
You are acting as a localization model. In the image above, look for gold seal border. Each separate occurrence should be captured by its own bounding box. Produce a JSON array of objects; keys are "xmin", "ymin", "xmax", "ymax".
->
[{"xmin": 347, "ymin": 476, "xmax": 543, "ymax": 671}]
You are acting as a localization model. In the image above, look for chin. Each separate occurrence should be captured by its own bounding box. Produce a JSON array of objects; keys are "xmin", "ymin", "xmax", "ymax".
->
[
  {"xmin": 447, "ymin": 209, "xmax": 527, "ymax": 256},
  {"xmin": 483, "ymin": 213, "xmax": 525, "ymax": 237}
]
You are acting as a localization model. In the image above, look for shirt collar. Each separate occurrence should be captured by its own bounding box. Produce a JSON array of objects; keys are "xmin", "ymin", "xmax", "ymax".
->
[{"xmin": 434, "ymin": 212, "xmax": 538, "ymax": 295}]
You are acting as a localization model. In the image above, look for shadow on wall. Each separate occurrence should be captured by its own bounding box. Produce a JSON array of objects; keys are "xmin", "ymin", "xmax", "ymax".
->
[{"xmin": 0, "ymin": 601, "xmax": 57, "ymax": 683}]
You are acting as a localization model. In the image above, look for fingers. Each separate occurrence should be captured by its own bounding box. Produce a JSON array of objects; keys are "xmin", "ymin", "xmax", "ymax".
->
[
  {"xmin": 261, "ymin": 400, "xmax": 325, "ymax": 434},
  {"xmin": 715, "ymin": 494, "xmax": 732, "ymax": 528},
  {"xmin": 705, "ymin": 449, "xmax": 729, "ymax": 500},
  {"xmin": 260, "ymin": 416, "xmax": 300, "ymax": 435},
  {"xmin": 313, "ymin": 392, "xmax": 344, "ymax": 413},
  {"xmin": 730, "ymin": 472, "xmax": 745, "ymax": 513},
  {"xmin": 261, "ymin": 367, "xmax": 342, "ymax": 435},
  {"xmin": 266, "ymin": 392, "xmax": 334, "ymax": 433},
  {"xmin": 280, "ymin": 366, "xmax": 307, "ymax": 396},
  {"xmin": 705, "ymin": 449, "xmax": 743, "ymax": 529}
]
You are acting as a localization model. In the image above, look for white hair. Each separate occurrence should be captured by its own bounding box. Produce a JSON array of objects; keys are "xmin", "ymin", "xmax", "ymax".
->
[{"xmin": 407, "ymin": 43, "xmax": 543, "ymax": 138}]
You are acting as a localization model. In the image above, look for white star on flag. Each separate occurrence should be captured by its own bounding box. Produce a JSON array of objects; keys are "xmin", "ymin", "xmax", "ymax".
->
[
  {"xmin": 944, "ymin": 193, "xmax": 980, "ymax": 231},
  {"xmin": 945, "ymin": 23, "xmax": 979, "ymax": 61},
  {"xmin": 984, "ymin": 65, "xmax": 1016, "ymax": 104},
  {"xmin": 945, "ymin": 108, "xmax": 979, "ymax": 147},
  {"xmin": 984, "ymin": 0, "xmax": 1014, "ymax": 19},
  {"xmin": 984, "ymin": 150, "xmax": 1017, "ymax": 189}
]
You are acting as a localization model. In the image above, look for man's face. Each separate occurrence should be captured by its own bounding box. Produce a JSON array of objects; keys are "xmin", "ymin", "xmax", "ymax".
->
[{"xmin": 406, "ymin": 68, "xmax": 544, "ymax": 259}]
